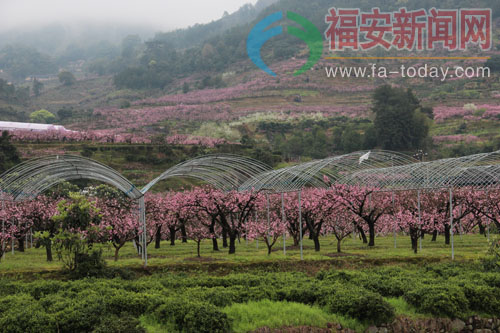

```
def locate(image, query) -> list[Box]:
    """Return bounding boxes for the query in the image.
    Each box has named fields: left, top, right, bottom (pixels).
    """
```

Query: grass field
left=0, top=234, right=497, bottom=332
left=0, top=234, right=492, bottom=274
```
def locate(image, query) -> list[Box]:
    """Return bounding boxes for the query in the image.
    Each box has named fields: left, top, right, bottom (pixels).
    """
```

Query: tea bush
left=404, top=284, right=469, bottom=318
left=0, top=263, right=499, bottom=331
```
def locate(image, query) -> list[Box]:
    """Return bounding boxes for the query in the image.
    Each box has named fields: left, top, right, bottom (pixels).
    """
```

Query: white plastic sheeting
left=0, top=121, right=72, bottom=132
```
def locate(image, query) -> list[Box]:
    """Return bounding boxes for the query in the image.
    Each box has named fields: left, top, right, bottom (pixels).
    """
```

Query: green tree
left=287, top=133, right=304, bottom=158
left=372, top=85, right=430, bottom=150
left=0, top=131, right=20, bottom=173
left=30, top=109, right=56, bottom=124
left=52, top=193, right=101, bottom=271
left=182, top=82, right=190, bottom=94
left=0, top=79, right=29, bottom=105
left=58, top=71, right=76, bottom=86
left=32, top=78, right=43, bottom=97
left=89, top=184, right=127, bottom=203
left=486, top=55, right=500, bottom=73
left=409, top=109, right=431, bottom=148
left=121, top=34, right=142, bottom=59
left=45, top=181, right=79, bottom=199
left=0, top=45, right=57, bottom=80
left=341, top=126, right=363, bottom=153
left=57, top=107, right=73, bottom=121
left=363, top=124, right=378, bottom=150
left=113, top=66, right=171, bottom=89
left=310, top=126, right=329, bottom=158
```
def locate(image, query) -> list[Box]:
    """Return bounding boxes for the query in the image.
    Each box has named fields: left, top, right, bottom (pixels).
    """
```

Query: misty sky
left=0, top=0, right=259, bottom=32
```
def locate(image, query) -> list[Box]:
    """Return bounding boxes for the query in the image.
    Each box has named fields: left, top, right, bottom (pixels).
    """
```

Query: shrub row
left=0, top=263, right=498, bottom=332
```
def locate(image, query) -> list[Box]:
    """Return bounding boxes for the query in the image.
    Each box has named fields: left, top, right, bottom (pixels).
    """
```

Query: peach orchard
left=0, top=185, right=498, bottom=261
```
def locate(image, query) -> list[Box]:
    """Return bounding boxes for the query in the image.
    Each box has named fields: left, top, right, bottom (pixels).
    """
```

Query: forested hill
left=154, top=0, right=279, bottom=50
left=1, top=0, right=500, bottom=169
left=1, top=0, right=498, bottom=85
left=0, top=0, right=277, bottom=83
left=112, top=0, right=500, bottom=90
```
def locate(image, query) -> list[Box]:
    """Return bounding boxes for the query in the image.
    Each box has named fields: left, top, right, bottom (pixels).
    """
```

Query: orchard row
left=0, top=184, right=498, bottom=262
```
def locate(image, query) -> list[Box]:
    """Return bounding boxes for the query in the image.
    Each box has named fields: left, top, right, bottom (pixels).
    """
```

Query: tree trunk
left=410, top=228, right=418, bottom=254
left=444, top=224, right=450, bottom=245
left=267, top=243, right=272, bottom=255
left=210, top=237, right=218, bottom=251
left=46, top=240, right=53, bottom=262
left=228, top=231, right=236, bottom=254
left=479, top=223, right=485, bottom=235
left=18, top=238, right=24, bottom=252
left=432, top=230, right=437, bottom=242
left=114, top=244, right=123, bottom=261
left=169, top=227, right=176, bottom=246
left=357, top=226, right=368, bottom=244
left=368, top=223, right=375, bottom=247
left=222, top=229, right=228, bottom=248
left=197, top=241, right=201, bottom=257
left=313, top=235, right=320, bottom=252
left=135, top=238, right=142, bottom=255
left=412, top=237, right=418, bottom=254
left=155, top=226, right=162, bottom=249
left=209, top=222, right=219, bottom=251
left=337, top=238, right=342, bottom=253
left=493, top=220, right=500, bottom=230
left=288, top=224, right=300, bottom=246
left=181, top=224, right=187, bottom=243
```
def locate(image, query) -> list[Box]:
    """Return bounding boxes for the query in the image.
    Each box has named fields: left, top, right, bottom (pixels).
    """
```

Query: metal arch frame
left=238, top=150, right=418, bottom=193
left=237, top=149, right=500, bottom=261
left=141, top=154, right=272, bottom=193
left=335, top=150, right=500, bottom=261
left=236, top=150, right=417, bottom=261
left=0, top=153, right=273, bottom=267
left=0, top=155, right=148, bottom=265
left=0, top=153, right=272, bottom=200
left=342, top=150, right=500, bottom=192
left=0, top=155, right=143, bottom=201
left=4, top=149, right=500, bottom=265
left=138, top=154, right=272, bottom=266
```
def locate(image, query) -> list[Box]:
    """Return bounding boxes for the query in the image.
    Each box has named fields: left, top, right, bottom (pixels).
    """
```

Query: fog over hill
left=0, top=0, right=276, bottom=55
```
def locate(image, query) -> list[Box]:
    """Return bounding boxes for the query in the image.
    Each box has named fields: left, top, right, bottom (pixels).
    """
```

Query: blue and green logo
left=247, top=11, right=323, bottom=76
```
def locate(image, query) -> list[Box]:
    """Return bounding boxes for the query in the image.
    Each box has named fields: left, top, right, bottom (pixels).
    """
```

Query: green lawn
left=222, top=300, right=364, bottom=332
left=0, top=234, right=491, bottom=274
left=0, top=234, right=496, bottom=333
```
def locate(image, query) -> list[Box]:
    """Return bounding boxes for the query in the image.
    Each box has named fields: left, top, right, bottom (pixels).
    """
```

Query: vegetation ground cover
left=0, top=234, right=490, bottom=273
left=0, top=234, right=498, bottom=332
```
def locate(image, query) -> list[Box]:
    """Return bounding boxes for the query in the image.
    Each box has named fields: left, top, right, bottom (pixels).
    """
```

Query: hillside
left=2, top=2, right=500, bottom=332
left=1, top=0, right=500, bottom=179
left=43, top=54, right=500, bottom=158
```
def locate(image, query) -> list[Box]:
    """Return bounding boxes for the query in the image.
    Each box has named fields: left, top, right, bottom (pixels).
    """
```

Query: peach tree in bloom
left=23, top=197, right=58, bottom=261
left=280, top=192, right=307, bottom=247
left=191, top=187, right=257, bottom=254
left=393, top=191, right=436, bottom=253
left=330, top=185, right=393, bottom=247
left=96, top=197, right=140, bottom=261
left=323, top=203, right=356, bottom=253
left=247, top=194, right=287, bottom=255
left=185, top=212, right=213, bottom=258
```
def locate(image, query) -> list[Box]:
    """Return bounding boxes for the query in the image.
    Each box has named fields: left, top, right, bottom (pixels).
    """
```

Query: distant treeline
left=112, top=0, right=500, bottom=90
left=0, top=0, right=498, bottom=86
